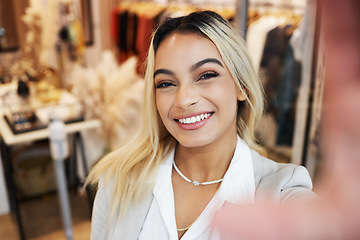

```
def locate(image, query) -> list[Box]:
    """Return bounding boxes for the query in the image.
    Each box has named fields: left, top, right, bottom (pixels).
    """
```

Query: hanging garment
left=260, top=25, right=302, bottom=146
left=111, top=7, right=119, bottom=44
left=135, top=14, right=156, bottom=75
left=275, top=42, right=302, bottom=146
left=246, top=16, right=287, bottom=70
left=260, top=25, right=292, bottom=111
left=117, top=10, right=129, bottom=63
left=126, top=12, right=138, bottom=56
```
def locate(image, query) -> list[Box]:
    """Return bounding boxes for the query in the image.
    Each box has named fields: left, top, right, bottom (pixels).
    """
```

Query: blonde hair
left=86, top=10, right=264, bottom=220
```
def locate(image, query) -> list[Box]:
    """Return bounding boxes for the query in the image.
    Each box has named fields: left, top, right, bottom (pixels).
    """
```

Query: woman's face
left=154, top=33, right=245, bottom=148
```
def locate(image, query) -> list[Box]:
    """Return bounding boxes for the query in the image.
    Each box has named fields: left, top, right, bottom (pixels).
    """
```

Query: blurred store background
left=0, top=0, right=325, bottom=239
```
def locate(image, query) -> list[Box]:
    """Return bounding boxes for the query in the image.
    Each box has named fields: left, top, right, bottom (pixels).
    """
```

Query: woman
left=87, top=11, right=314, bottom=239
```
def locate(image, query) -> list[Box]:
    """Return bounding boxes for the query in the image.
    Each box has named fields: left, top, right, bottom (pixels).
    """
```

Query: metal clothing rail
left=249, top=1, right=305, bottom=11
left=167, top=0, right=234, bottom=7
left=235, top=0, right=305, bottom=40
left=124, top=0, right=236, bottom=8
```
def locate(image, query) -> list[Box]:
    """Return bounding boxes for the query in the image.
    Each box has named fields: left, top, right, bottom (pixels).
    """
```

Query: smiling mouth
left=175, top=112, right=214, bottom=124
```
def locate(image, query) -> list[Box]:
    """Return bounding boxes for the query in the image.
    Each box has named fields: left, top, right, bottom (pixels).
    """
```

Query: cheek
left=155, top=93, right=170, bottom=120
left=207, top=81, right=239, bottom=107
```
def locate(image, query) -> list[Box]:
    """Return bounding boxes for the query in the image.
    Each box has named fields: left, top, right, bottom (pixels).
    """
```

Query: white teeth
left=178, top=113, right=212, bottom=124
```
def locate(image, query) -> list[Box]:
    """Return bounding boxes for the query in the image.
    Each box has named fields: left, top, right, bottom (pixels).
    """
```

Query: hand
left=213, top=0, right=360, bottom=239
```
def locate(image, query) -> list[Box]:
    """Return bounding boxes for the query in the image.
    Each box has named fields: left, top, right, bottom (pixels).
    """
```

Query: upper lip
left=174, top=111, right=214, bottom=120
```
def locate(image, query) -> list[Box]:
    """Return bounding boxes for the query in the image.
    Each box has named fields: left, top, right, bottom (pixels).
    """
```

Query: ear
left=237, top=88, right=247, bottom=101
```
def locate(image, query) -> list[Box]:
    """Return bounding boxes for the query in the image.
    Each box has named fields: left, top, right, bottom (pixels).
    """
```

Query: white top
left=90, top=138, right=315, bottom=239
left=247, top=16, right=287, bottom=70
left=139, top=136, right=256, bottom=240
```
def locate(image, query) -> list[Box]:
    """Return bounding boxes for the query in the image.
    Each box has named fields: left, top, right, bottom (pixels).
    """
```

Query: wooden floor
left=0, top=192, right=91, bottom=240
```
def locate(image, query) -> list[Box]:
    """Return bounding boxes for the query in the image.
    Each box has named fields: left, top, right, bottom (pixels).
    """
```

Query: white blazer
left=91, top=149, right=314, bottom=240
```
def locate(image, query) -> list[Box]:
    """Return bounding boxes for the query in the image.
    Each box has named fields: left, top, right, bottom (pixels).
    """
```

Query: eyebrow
left=153, top=58, right=224, bottom=78
left=153, top=69, right=175, bottom=78
left=190, top=58, right=224, bottom=72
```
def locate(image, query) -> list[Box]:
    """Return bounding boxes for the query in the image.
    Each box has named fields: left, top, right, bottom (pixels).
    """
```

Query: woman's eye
left=198, top=72, right=219, bottom=81
left=155, top=81, right=175, bottom=89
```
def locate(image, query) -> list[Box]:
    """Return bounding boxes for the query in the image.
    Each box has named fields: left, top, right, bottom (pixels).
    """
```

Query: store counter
left=0, top=82, right=101, bottom=240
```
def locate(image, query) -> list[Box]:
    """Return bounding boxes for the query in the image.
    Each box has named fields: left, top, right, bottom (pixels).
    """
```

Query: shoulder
left=95, top=176, right=114, bottom=204
left=90, top=176, right=113, bottom=240
left=91, top=176, right=154, bottom=239
left=250, top=150, right=316, bottom=203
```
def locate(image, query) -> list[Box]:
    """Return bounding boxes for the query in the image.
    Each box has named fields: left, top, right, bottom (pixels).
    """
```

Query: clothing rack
left=238, top=0, right=320, bottom=169
left=112, top=0, right=237, bottom=68
left=237, top=0, right=306, bottom=35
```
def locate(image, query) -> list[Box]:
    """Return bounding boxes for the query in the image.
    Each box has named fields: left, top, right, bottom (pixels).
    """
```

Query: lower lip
left=175, top=114, right=212, bottom=130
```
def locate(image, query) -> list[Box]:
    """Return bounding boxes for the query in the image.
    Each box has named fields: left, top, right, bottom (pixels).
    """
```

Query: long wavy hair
left=86, top=10, right=264, bottom=220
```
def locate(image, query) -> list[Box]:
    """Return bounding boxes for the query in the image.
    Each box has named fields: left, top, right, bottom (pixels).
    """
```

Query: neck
left=174, top=133, right=237, bottom=182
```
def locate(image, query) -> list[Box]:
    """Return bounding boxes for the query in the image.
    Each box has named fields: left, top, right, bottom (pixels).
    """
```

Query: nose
left=174, top=82, right=199, bottom=109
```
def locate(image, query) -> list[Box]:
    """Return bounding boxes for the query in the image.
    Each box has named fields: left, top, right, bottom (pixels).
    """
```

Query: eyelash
left=155, top=81, right=175, bottom=89
left=198, top=72, right=219, bottom=81
left=155, top=72, right=219, bottom=89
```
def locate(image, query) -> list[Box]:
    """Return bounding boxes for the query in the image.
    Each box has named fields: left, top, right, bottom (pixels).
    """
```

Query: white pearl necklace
left=172, top=161, right=223, bottom=186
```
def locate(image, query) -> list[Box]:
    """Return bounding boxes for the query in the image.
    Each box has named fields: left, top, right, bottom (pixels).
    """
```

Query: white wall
left=83, top=0, right=121, bottom=68
left=0, top=154, right=10, bottom=215
left=83, top=0, right=103, bottom=68
left=0, top=52, right=19, bottom=216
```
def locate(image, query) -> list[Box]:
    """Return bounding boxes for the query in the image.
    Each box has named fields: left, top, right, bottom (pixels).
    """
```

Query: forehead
left=154, top=33, right=223, bottom=69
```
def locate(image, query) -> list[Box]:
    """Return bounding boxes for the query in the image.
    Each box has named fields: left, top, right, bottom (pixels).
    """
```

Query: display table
left=0, top=113, right=101, bottom=240
left=0, top=116, right=100, bottom=146
left=0, top=83, right=101, bottom=239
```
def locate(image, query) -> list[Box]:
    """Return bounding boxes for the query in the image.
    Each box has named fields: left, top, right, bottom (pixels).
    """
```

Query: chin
left=176, top=135, right=214, bottom=148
